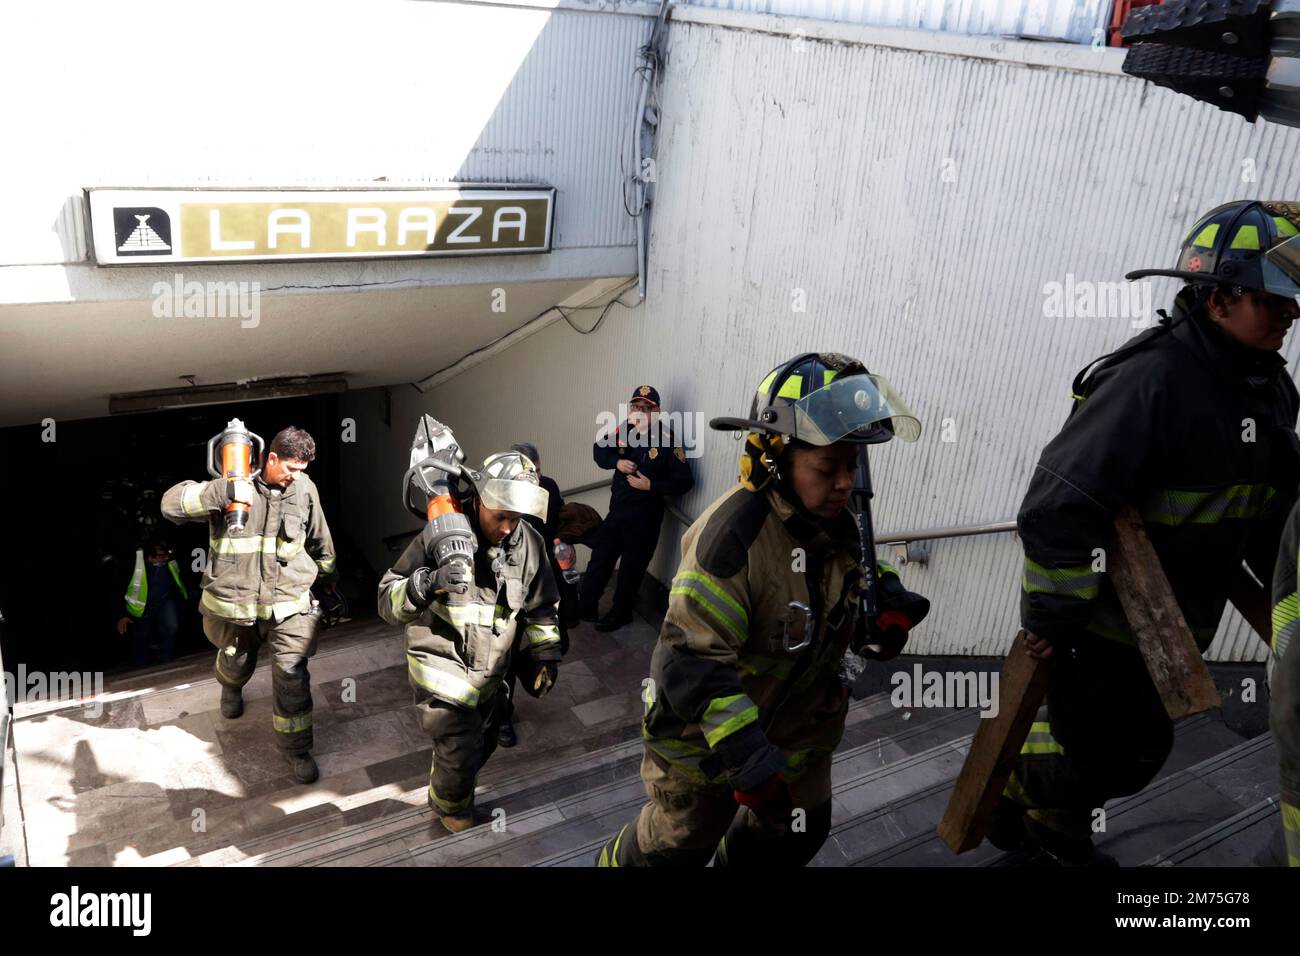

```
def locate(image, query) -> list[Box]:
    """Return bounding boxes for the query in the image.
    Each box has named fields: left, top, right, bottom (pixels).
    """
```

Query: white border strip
left=669, top=6, right=1128, bottom=77
left=438, top=0, right=1127, bottom=77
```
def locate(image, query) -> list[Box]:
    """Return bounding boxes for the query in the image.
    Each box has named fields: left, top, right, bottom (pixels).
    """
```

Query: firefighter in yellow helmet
left=378, top=449, right=562, bottom=832
left=1004, top=200, right=1300, bottom=865
left=596, top=352, right=930, bottom=866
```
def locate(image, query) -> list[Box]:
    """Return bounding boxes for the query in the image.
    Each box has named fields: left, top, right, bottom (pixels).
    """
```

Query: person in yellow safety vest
left=378, top=450, right=561, bottom=833
left=596, top=352, right=930, bottom=866
left=161, top=426, right=337, bottom=785
left=117, top=537, right=190, bottom=667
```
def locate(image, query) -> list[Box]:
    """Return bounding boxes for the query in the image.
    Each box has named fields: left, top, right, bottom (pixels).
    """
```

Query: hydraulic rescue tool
left=401, top=415, right=479, bottom=586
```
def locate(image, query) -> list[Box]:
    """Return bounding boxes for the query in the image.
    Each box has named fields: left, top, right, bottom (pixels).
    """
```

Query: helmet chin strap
left=852, top=444, right=879, bottom=618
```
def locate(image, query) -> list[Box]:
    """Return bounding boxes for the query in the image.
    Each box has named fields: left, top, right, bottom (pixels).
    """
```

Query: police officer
left=596, top=353, right=929, bottom=866
left=1002, top=200, right=1300, bottom=865
left=377, top=450, right=562, bottom=832
left=161, top=426, right=337, bottom=785
left=579, top=385, right=695, bottom=632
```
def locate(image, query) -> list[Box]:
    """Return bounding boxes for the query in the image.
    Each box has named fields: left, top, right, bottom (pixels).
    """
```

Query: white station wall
left=408, top=15, right=1300, bottom=663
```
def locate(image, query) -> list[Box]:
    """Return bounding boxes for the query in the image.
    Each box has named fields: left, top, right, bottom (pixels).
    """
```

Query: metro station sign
left=86, top=186, right=555, bottom=265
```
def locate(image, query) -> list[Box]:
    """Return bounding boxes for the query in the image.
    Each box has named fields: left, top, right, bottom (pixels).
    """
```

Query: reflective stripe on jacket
left=378, top=514, right=560, bottom=709
left=161, top=473, right=336, bottom=626
left=641, top=482, right=928, bottom=790
left=1019, top=303, right=1300, bottom=651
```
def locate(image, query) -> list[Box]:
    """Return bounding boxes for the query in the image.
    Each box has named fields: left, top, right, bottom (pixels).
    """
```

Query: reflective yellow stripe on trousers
left=272, top=713, right=313, bottom=733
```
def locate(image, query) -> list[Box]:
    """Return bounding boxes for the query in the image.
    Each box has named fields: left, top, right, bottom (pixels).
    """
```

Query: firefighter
left=578, top=385, right=695, bottom=632
left=595, top=352, right=929, bottom=866
left=161, top=426, right=337, bottom=784
left=999, top=200, right=1300, bottom=865
left=378, top=450, right=562, bottom=832
left=498, top=441, right=569, bottom=749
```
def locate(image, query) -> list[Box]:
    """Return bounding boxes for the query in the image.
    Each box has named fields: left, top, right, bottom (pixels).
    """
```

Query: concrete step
left=236, top=690, right=938, bottom=866
left=12, top=622, right=416, bottom=866
left=1147, top=794, right=1284, bottom=867
left=134, top=618, right=662, bottom=864
left=844, top=712, right=1256, bottom=867
left=207, top=735, right=646, bottom=867
left=233, top=691, right=972, bottom=868
left=1078, top=732, right=1277, bottom=866
left=14, top=608, right=670, bottom=865
left=494, top=707, right=984, bottom=869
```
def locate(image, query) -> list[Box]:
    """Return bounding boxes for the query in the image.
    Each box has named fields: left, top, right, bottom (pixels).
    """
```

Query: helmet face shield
left=791, top=373, right=921, bottom=445
left=1264, top=235, right=1300, bottom=300
left=473, top=450, right=549, bottom=521
left=478, top=478, right=549, bottom=522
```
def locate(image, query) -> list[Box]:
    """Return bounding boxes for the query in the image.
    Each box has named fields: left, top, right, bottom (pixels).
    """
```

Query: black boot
left=220, top=685, right=244, bottom=719
left=596, top=612, right=633, bottom=633
left=285, top=752, right=319, bottom=784
left=498, top=720, right=517, bottom=748
left=1022, top=813, right=1117, bottom=867
left=986, top=796, right=1028, bottom=852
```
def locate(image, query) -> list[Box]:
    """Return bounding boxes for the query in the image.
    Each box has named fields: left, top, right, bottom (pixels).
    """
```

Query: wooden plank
left=936, top=630, right=1047, bottom=853
left=937, top=507, right=1221, bottom=853
left=1109, top=505, right=1221, bottom=720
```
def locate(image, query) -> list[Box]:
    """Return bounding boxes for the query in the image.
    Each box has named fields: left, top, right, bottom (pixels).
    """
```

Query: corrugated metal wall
left=423, top=17, right=1300, bottom=661
left=679, top=0, right=1112, bottom=43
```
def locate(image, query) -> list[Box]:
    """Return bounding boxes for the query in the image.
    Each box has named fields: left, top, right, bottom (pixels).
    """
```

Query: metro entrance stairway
left=4, top=614, right=1285, bottom=868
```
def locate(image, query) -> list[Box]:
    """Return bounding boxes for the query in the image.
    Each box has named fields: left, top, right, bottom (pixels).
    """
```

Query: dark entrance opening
left=0, top=395, right=376, bottom=681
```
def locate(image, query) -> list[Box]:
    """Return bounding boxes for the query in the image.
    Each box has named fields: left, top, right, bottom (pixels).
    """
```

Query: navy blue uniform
left=580, top=419, right=695, bottom=622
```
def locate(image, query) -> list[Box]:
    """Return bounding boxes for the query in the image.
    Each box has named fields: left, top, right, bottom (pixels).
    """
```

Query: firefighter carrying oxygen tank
left=162, top=425, right=337, bottom=785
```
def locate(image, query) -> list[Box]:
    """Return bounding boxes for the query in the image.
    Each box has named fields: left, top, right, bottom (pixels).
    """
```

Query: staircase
left=5, top=614, right=1285, bottom=868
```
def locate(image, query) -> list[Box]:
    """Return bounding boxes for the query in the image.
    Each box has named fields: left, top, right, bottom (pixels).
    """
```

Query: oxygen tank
left=207, top=419, right=265, bottom=533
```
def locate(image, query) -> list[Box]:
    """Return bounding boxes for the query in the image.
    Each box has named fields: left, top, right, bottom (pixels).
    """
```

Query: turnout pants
left=579, top=511, right=661, bottom=620
left=1002, top=637, right=1173, bottom=857
left=597, top=748, right=833, bottom=867
left=1272, top=632, right=1300, bottom=866
left=203, top=610, right=319, bottom=755
left=414, top=688, right=509, bottom=817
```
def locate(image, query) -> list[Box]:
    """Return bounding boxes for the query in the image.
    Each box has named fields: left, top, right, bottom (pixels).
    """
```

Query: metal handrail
left=560, top=477, right=1018, bottom=545
left=562, top=477, right=694, bottom=531
left=876, top=520, right=1018, bottom=544
left=559, top=479, right=614, bottom=498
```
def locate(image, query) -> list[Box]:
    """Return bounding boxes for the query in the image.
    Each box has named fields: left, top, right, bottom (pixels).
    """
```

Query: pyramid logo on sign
left=111, top=206, right=173, bottom=257
left=118, top=215, right=170, bottom=252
